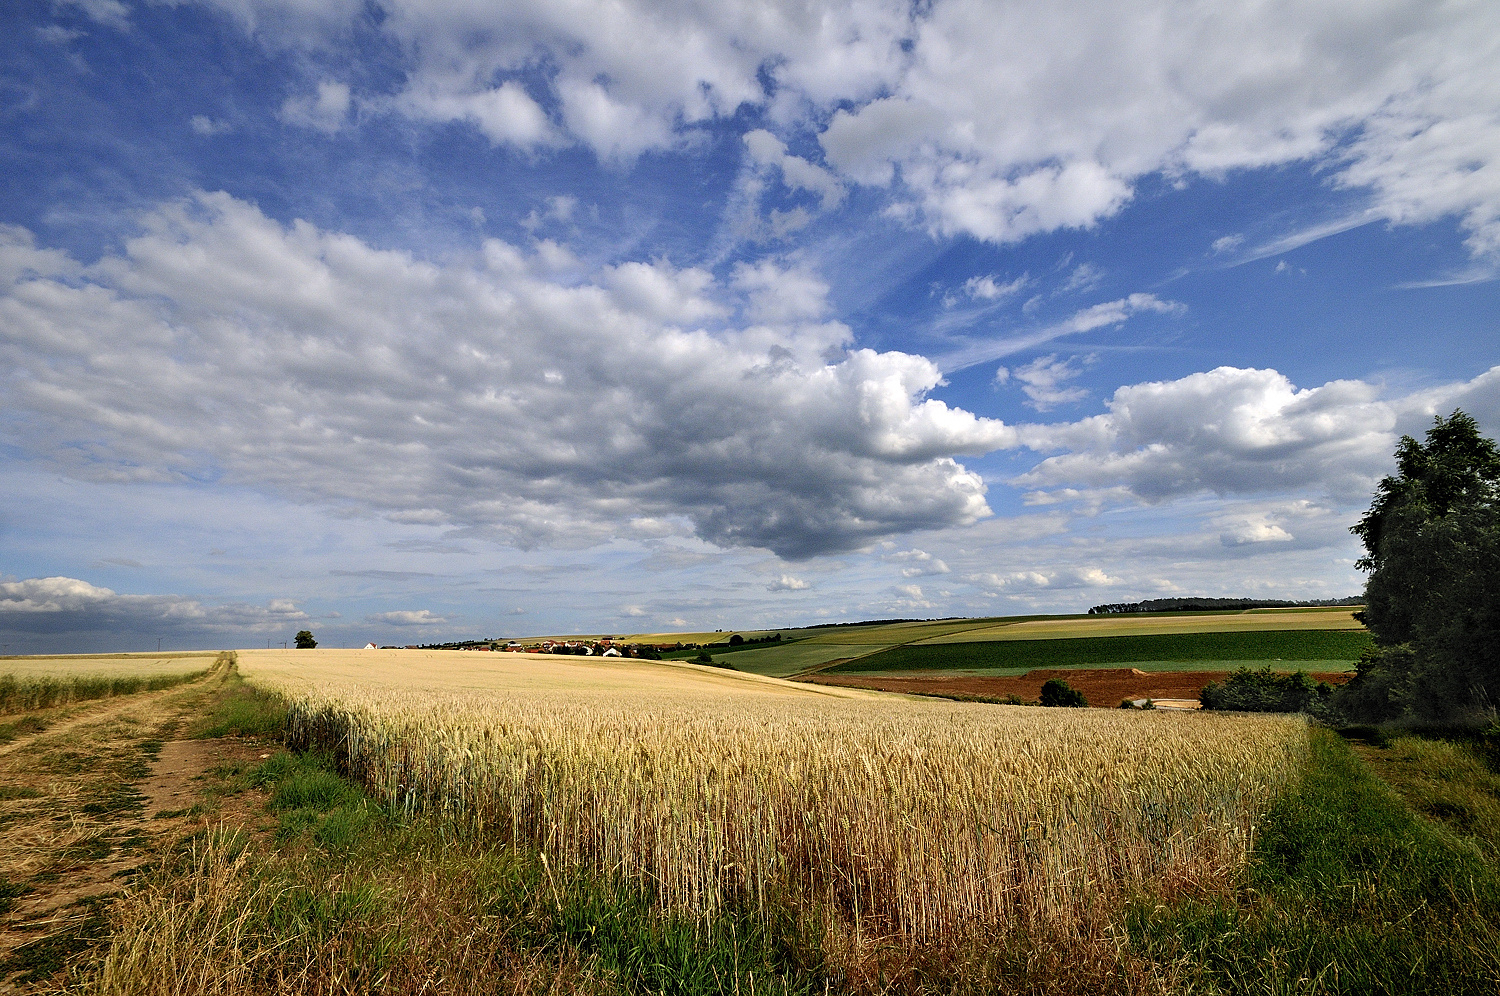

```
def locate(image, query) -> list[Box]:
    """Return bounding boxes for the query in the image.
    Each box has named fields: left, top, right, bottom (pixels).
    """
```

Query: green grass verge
left=1127, top=728, right=1500, bottom=994
left=188, top=671, right=287, bottom=739
left=1346, top=730, right=1500, bottom=862
left=831, top=629, right=1373, bottom=672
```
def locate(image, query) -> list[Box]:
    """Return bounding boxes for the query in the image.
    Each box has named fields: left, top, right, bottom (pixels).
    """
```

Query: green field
left=827, top=629, right=1373, bottom=673
left=686, top=641, right=870, bottom=677
left=651, top=609, right=1371, bottom=677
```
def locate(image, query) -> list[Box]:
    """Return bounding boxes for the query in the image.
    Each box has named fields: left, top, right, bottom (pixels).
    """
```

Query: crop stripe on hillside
left=834, top=629, right=1373, bottom=672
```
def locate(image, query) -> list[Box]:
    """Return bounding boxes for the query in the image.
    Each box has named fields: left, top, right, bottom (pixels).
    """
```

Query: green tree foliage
left=294, top=630, right=317, bottom=649
left=1339, top=410, right=1500, bottom=722
left=1200, top=668, right=1332, bottom=713
left=692, top=650, right=735, bottom=670
left=1039, top=678, right=1087, bottom=707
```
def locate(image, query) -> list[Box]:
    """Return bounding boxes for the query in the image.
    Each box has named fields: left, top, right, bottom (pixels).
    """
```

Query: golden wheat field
left=237, top=648, right=1307, bottom=948
left=0, top=651, right=218, bottom=680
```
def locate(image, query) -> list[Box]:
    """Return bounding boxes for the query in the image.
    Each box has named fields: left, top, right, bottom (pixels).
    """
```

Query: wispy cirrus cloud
left=937, top=293, right=1184, bottom=372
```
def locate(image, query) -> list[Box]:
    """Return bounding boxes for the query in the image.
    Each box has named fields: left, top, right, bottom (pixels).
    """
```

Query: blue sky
left=2, top=0, right=1498, bottom=651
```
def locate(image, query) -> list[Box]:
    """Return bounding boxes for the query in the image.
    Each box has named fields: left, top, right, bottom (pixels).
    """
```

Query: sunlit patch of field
left=920, top=608, right=1366, bottom=643
left=0, top=653, right=218, bottom=680
left=703, top=641, right=873, bottom=677
left=239, top=648, right=1306, bottom=953
left=235, top=648, right=877, bottom=700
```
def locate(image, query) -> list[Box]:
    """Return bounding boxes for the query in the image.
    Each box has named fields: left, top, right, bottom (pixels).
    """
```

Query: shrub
left=1200, top=667, right=1332, bottom=713
left=1039, top=678, right=1087, bottom=707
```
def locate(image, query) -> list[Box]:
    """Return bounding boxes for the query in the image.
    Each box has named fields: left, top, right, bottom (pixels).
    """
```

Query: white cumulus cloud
left=744, top=129, right=845, bottom=209
left=0, top=193, right=1017, bottom=561
left=191, top=0, right=1500, bottom=256
left=1016, top=365, right=1500, bottom=505
left=889, top=548, right=950, bottom=577
left=366, top=609, right=448, bottom=626
left=964, top=273, right=1029, bottom=302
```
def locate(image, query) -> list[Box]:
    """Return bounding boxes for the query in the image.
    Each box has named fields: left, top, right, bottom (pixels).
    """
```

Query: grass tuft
left=0, top=898, right=111, bottom=985
left=0, top=784, right=44, bottom=800
left=188, top=669, right=286, bottom=739
left=0, top=714, right=48, bottom=743
left=0, top=877, right=28, bottom=916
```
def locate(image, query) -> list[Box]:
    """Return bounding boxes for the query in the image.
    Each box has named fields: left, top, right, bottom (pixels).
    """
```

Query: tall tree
left=1341, top=411, right=1500, bottom=721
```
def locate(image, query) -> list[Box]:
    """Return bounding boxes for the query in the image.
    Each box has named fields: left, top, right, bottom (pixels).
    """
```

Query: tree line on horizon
left=1089, top=596, right=1364, bottom=615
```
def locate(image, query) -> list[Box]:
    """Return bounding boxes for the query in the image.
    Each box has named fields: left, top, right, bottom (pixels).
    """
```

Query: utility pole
left=157, top=637, right=163, bottom=652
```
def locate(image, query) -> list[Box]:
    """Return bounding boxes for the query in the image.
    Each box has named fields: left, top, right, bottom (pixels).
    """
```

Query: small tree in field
left=295, top=630, right=317, bottom=649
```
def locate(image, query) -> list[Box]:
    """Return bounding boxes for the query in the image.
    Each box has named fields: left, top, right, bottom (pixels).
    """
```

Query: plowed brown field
left=797, top=667, right=1353, bottom=707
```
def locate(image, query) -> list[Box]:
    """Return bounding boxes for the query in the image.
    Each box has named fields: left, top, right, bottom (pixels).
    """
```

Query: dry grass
left=240, top=649, right=1306, bottom=958
left=77, top=826, right=620, bottom=996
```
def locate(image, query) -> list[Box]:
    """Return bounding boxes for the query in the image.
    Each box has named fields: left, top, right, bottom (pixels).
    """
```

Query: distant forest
left=1087, top=596, right=1363, bottom=615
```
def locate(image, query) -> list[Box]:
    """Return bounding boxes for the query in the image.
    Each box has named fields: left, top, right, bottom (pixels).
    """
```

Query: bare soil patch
left=797, top=666, right=1353, bottom=707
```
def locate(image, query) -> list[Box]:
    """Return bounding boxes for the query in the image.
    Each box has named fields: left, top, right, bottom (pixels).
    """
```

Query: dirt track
left=0, top=666, right=271, bottom=990
left=797, top=667, right=1353, bottom=707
